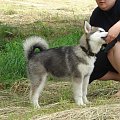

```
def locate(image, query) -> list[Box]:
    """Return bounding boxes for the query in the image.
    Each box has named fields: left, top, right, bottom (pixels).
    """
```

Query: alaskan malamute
left=23, top=21, right=108, bottom=108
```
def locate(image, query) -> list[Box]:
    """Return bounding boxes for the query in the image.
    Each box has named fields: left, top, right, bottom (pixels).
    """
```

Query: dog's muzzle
left=101, top=36, right=107, bottom=40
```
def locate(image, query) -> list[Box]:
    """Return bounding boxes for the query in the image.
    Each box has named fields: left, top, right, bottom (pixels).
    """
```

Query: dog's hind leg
left=73, top=78, right=85, bottom=106
left=30, top=73, right=47, bottom=108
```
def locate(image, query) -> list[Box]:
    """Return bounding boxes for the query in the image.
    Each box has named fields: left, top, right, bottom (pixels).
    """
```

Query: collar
left=80, top=46, right=96, bottom=57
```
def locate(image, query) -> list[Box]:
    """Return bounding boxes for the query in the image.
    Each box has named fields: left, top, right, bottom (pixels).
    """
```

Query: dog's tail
left=23, top=36, right=49, bottom=60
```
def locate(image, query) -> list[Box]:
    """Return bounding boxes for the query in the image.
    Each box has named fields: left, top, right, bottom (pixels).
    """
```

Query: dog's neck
left=80, top=35, right=96, bottom=57
left=80, top=45, right=96, bottom=57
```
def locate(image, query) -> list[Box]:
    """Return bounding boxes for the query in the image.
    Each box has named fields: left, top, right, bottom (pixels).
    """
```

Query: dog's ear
left=84, top=21, right=91, bottom=33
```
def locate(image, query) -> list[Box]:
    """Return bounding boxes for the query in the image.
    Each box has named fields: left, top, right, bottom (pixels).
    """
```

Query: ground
left=0, top=0, right=96, bottom=25
left=0, top=81, right=120, bottom=120
left=0, top=0, right=120, bottom=120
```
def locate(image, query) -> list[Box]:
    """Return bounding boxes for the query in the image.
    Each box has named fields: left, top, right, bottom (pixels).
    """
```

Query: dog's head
left=81, top=21, right=108, bottom=54
left=84, top=21, right=108, bottom=44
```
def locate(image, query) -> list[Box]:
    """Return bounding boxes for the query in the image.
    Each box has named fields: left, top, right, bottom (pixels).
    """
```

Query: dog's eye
left=99, top=30, right=103, bottom=32
left=98, top=28, right=105, bottom=32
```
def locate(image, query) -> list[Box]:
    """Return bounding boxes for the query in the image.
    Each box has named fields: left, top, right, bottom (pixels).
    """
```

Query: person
left=89, top=0, right=120, bottom=97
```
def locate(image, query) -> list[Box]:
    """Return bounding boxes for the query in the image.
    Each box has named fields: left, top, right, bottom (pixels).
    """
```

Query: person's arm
left=106, top=20, right=120, bottom=43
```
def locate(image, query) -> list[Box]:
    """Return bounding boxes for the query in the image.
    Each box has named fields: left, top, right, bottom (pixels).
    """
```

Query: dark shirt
left=90, top=0, right=120, bottom=31
left=90, top=0, right=120, bottom=52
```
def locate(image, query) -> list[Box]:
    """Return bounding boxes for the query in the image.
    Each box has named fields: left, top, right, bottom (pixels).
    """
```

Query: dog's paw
left=84, top=100, right=91, bottom=104
left=33, top=104, right=40, bottom=109
left=32, top=101, right=41, bottom=109
left=77, top=102, right=86, bottom=106
left=83, top=96, right=91, bottom=104
left=75, top=97, right=86, bottom=106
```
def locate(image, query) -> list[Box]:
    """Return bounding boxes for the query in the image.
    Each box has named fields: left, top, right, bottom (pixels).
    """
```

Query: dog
left=23, top=21, right=108, bottom=108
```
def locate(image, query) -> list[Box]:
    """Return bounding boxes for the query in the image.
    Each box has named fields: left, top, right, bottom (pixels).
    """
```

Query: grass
left=1, top=20, right=119, bottom=119
left=0, top=24, right=25, bottom=84
left=0, top=80, right=120, bottom=120
left=0, top=20, right=83, bottom=85
left=0, top=39, right=25, bottom=83
left=0, top=0, right=120, bottom=120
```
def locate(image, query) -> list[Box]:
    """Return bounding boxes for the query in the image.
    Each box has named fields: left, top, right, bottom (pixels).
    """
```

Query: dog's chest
left=77, top=57, right=96, bottom=75
left=87, top=57, right=96, bottom=67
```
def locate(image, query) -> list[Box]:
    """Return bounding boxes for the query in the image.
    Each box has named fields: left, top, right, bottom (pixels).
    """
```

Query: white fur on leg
left=82, top=76, right=90, bottom=104
left=31, top=74, right=47, bottom=108
left=73, top=78, right=86, bottom=106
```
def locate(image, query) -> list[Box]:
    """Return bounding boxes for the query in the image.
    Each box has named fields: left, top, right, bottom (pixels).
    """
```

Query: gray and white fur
left=23, top=21, right=108, bottom=108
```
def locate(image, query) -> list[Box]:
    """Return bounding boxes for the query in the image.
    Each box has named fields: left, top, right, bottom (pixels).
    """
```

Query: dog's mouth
left=101, top=36, right=107, bottom=40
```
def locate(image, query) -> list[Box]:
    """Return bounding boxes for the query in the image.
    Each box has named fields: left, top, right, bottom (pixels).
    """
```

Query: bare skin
left=96, top=0, right=116, bottom=11
left=95, top=0, right=120, bottom=97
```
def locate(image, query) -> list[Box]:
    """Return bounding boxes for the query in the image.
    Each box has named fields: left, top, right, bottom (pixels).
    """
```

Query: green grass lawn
left=0, top=20, right=83, bottom=84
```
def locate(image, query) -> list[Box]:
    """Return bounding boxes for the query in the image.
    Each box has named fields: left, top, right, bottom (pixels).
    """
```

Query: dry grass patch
left=0, top=81, right=120, bottom=120
left=0, top=0, right=96, bottom=25
left=33, top=104, right=120, bottom=120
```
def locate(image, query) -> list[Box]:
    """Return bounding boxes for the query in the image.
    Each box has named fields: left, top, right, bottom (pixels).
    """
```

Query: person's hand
left=106, top=21, right=120, bottom=43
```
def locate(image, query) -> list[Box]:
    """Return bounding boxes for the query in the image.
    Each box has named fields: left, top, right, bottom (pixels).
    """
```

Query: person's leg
left=107, top=41, right=120, bottom=73
left=113, top=90, right=120, bottom=97
left=99, top=71, right=120, bottom=97
left=90, top=48, right=120, bottom=96
left=99, top=42, right=120, bottom=96
left=100, top=71, right=120, bottom=81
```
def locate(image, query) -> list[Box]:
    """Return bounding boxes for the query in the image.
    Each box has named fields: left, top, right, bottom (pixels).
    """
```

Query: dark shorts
left=89, top=50, right=117, bottom=83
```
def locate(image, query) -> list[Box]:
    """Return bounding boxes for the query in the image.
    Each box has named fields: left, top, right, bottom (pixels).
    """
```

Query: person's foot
left=113, top=90, right=120, bottom=97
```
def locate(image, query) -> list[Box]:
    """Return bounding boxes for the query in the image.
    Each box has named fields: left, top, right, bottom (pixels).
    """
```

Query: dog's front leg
left=82, top=75, right=90, bottom=104
left=73, top=78, right=85, bottom=106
